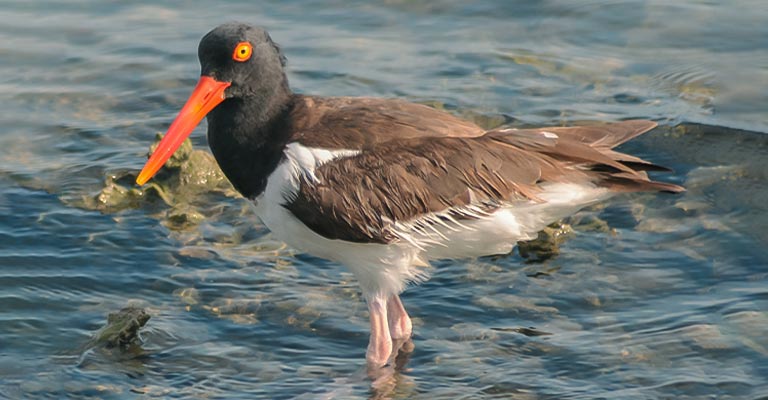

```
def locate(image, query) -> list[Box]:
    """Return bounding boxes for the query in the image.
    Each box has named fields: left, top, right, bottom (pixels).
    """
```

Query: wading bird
left=136, top=23, right=683, bottom=367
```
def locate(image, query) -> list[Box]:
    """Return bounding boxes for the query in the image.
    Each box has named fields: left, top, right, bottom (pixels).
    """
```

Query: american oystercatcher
left=136, top=23, right=683, bottom=367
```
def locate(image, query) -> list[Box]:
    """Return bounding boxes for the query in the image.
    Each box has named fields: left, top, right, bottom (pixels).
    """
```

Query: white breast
left=252, top=142, right=358, bottom=256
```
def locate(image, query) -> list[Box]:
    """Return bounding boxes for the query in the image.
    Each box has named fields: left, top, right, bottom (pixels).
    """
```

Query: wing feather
left=285, top=116, right=682, bottom=244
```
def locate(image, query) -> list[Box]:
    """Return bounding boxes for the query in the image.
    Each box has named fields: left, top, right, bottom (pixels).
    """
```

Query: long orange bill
left=136, top=76, right=231, bottom=185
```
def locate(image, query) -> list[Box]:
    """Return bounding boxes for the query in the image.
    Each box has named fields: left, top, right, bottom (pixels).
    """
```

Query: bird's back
left=280, top=96, right=682, bottom=245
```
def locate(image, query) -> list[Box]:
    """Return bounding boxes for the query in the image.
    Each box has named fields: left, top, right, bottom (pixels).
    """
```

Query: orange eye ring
left=232, top=42, right=253, bottom=62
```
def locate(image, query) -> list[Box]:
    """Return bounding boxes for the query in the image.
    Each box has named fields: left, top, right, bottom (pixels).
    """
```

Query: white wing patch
left=277, top=142, right=359, bottom=200
left=541, top=131, right=559, bottom=139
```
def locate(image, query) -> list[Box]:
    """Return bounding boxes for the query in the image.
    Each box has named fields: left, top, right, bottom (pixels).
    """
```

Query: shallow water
left=1, top=1, right=767, bottom=399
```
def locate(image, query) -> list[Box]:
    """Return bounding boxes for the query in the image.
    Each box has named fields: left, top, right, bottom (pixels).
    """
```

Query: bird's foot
left=387, top=295, right=413, bottom=339
left=389, top=313, right=412, bottom=339
left=366, top=339, right=393, bottom=368
left=367, top=294, right=414, bottom=367
left=367, top=295, right=393, bottom=367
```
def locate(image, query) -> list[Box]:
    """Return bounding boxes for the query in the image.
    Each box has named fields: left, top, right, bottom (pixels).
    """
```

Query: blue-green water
left=1, top=1, right=767, bottom=399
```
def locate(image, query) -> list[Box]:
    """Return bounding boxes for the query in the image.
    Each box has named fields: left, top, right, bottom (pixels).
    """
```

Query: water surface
left=1, top=1, right=767, bottom=399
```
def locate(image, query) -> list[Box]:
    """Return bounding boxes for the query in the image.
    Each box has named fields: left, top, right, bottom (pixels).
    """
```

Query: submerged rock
left=517, top=222, right=575, bottom=262
left=491, top=326, right=553, bottom=337
left=91, top=306, right=150, bottom=349
left=83, top=134, right=237, bottom=229
left=164, top=203, right=206, bottom=230
left=149, top=134, right=232, bottom=193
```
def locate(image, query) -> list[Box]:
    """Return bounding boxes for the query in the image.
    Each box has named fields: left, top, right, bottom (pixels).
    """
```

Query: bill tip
left=135, top=174, right=148, bottom=186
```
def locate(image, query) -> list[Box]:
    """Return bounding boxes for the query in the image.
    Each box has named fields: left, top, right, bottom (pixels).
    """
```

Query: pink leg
left=387, top=295, right=412, bottom=339
left=366, top=296, right=392, bottom=367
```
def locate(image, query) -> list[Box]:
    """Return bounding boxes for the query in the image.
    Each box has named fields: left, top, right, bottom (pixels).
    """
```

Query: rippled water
left=1, top=1, right=767, bottom=399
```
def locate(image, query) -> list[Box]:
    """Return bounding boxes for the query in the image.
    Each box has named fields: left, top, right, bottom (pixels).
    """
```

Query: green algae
left=83, top=133, right=237, bottom=230
left=517, top=222, right=575, bottom=262
left=90, top=306, right=150, bottom=349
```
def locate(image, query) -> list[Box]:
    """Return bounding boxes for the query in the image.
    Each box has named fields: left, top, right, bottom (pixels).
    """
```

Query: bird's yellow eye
left=232, top=42, right=253, bottom=62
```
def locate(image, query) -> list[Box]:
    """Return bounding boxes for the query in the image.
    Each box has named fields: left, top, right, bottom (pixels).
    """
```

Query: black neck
left=206, top=90, right=295, bottom=199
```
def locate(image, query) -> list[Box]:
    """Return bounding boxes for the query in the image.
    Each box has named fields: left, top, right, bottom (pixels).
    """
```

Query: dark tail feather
left=545, top=120, right=658, bottom=149
left=618, top=160, right=673, bottom=173
left=602, top=176, right=685, bottom=194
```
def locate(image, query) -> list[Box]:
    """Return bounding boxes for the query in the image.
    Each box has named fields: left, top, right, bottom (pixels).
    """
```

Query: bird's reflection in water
left=368, top=338, right=415, bottom=399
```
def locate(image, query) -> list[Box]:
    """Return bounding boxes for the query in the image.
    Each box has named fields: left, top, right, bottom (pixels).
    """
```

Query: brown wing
left=285, top=120, right=683, bottom=244
left=528, top=120, right=657, bottom=149
left=285, top=135, right=553, bottom=243
left=287, top=95, right=485, bottom=149
left=509, top=120, right=673, bottom=172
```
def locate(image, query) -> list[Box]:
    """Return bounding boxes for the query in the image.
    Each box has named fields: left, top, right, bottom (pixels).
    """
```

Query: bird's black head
left=198, top=22, right=289, bottom=100
left=136, top=23, right=292, bottom=186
